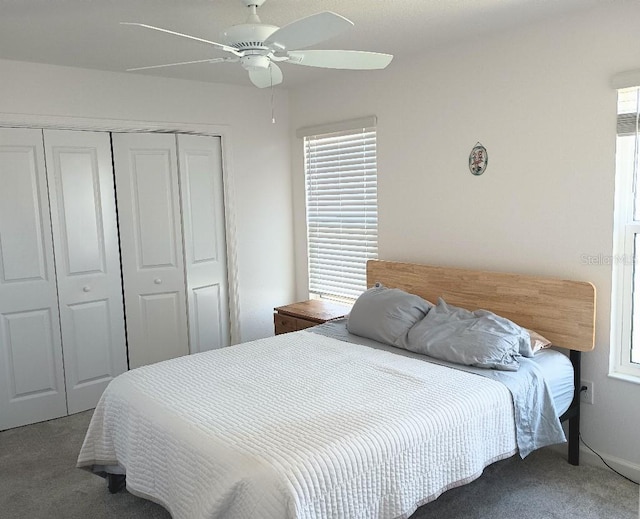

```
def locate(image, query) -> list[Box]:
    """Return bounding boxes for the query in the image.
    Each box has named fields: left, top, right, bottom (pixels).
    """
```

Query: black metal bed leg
left=568, top=413, right=579, bottom=466
left=567, top=350, right=581, bottom=466
left=107, top=474, right=126, bottom=494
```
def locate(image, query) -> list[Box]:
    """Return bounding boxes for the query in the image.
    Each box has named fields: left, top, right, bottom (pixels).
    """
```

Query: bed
left=77, top=260, right=596, bottom=519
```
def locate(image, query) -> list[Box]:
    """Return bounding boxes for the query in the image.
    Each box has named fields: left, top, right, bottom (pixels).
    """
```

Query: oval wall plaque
left=469, top=142, right=488, bottom=176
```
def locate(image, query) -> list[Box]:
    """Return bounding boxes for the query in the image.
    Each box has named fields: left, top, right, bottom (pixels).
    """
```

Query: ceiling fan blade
left=287, top=50, right=393, bottom=70
left=248, top=63, right=283, bottom=88
left=264, top=12, right=353, bottom=51
left=127, top=58, right=230, bottom=72
left=121, top=22, right=242, bottom=56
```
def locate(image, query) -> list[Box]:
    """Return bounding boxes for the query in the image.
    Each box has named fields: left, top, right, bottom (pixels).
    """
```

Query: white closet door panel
left=113, top=133, right=188, bottom=369
left=67, top=300, right=114, bottom=384
left=178, top=135, right=229, bottom=353
left=192, top=284, right=224, bottom=353
left=3, top=309, right=59, bottom=397
left=0, top=144, right=48, bottom=282
left=0, top=128, right=67, bottom=430
left=132, top=153, right=179, bottom=268
left=56, top=151, right=103, bottom=273
left=44, top=130, right=127, bottom=414
left=139, top=291, right=185, bottom=365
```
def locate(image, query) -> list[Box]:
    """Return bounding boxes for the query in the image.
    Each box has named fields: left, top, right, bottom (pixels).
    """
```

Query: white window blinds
left=303, top=123, right=378, bottom=300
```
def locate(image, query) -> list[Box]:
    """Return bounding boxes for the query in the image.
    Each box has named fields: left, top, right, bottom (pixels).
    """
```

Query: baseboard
left=548, top=444, right=640, bottom=483
left=578, top=446, right=640, bottom=483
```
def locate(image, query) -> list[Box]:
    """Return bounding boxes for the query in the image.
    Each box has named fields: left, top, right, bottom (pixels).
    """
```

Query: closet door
left=44, top=130, right=128, bottom=414
left=112, top=133, right=189, bottom=368
left=0, top=128, right=67, bottom=430
left=178, top=135, right=229, bottom=353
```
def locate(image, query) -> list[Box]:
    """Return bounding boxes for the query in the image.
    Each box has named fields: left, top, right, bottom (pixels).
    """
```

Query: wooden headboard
left=367, top=260, right=596, bottom=352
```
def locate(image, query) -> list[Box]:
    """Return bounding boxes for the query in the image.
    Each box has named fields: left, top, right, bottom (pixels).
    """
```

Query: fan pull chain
left=270, top=65, right=276, bottom=124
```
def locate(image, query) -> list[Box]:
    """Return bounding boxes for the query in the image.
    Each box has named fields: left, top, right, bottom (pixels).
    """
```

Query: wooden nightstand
left=274, top=299, right=351, bottom=335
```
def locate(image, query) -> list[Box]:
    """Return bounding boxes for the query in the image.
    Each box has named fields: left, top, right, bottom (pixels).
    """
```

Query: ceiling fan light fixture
left=240, top=54, right=270, bottom=71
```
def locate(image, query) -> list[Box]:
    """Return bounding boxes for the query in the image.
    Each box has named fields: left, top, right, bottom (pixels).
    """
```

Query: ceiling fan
left=122, top=0, right=393, bottom=88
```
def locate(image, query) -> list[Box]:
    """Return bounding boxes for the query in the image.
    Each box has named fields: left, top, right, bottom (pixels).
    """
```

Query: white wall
left=290, top=2, right=640, bottom=477
left=0, top=58, right=295, bottom=341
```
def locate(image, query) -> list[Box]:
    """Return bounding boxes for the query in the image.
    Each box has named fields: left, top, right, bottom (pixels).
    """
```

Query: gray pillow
left=347, top=284, right=432, bottom=346
left=402, top=298, right=526, bottom=371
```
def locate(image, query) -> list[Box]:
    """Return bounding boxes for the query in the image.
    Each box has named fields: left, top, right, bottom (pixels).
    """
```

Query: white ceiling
left=0, top=0, right=602, bottom=90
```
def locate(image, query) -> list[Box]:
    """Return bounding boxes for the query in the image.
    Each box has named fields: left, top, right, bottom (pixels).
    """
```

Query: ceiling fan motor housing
left=222, top=23, right=278, bottom=51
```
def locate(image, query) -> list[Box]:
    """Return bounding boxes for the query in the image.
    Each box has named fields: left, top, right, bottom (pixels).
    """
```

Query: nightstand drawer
left=274, top=313, right=318, bottom=334
left=274, top=314, right=297, bottom=334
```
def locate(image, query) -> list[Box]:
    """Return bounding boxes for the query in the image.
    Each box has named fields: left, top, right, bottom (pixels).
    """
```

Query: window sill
left=608, top=370, right=640, bottom=385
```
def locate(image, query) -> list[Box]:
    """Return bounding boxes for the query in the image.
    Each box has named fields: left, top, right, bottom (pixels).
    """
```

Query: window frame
left=610, top=87, right=640, bottom=382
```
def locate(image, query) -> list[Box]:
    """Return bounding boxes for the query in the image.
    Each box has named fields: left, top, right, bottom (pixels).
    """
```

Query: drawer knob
left=82, top=286, right=91, bottom=293
left=154, top=278, right=162, bottom=285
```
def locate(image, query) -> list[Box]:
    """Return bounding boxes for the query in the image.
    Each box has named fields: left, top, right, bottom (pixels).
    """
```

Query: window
left=611, top=86, right=640, bottom=380
left=300, top=118, right=378, bottom=301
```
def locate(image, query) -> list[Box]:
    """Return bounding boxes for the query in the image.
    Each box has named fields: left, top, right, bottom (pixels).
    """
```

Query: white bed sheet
left=531, top=349, right=574, bottom=416
left=78, top=330, right=518, bottom=519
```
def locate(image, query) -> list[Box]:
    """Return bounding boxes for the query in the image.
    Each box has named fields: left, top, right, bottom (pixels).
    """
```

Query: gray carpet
left=0, top=411, right=637, bottom=519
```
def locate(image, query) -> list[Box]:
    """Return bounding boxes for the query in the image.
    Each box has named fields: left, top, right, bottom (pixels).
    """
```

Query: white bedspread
left=78, top=331, right=517, bottom=519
